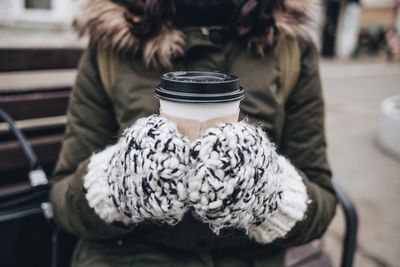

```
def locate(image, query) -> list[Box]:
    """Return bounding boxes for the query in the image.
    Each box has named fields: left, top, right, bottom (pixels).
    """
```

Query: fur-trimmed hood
left=73, top=0, right=321, bottom=68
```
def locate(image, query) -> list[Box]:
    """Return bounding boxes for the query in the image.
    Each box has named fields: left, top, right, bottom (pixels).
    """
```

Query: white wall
left=0, top=0, right=78, bottom=26
left=361, top=0, right=398, bottom=8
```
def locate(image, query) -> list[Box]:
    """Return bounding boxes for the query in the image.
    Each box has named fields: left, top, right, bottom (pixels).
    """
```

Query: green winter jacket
left=50, top=1, right=337, bottom=266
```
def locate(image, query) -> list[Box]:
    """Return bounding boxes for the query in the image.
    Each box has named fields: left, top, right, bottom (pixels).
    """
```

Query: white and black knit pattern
left=85, top=115, right=309, bottom=242
left=84, top=144, right=132, bottom=225
left=247, top=155, right=310, bottom=243
left=188, top=121, right=309, bottom=242
left=85, top=115, right=190, bottom=225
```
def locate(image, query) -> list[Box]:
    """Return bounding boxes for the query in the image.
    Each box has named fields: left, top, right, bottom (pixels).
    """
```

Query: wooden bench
left=0, top=70, right=75, bottom=191
left=0, top=48, right=82, bottom=267
left=0, top=47, right=81, bottom=192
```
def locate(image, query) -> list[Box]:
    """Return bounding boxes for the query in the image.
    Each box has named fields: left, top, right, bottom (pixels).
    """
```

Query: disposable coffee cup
left=155, top=71, right=245, bottom=140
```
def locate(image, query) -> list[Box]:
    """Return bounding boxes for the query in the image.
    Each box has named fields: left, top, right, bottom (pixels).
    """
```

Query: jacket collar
left=73, top=0, right=321, bottom=68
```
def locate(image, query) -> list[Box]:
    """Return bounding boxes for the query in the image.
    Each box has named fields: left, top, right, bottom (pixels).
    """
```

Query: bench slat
left=0, top=116, right=67, bottom=134
left=0, top=69, right=75, bottom=93
left=0, top=134, right=63, bottom=172
left=0, top=91, right=70, bottom=120
left=0, top=48, right=82, bottom=72
left=0, top=182, right=31, bottom=197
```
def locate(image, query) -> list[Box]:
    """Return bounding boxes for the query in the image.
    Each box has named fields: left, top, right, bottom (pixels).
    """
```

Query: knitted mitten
left=187, top=121, right=310, bottom=243
left=84, top=115, right=190, bottom=225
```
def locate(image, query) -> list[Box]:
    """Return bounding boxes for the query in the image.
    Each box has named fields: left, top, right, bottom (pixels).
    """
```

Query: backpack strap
left=277, top=35, right=301, bottom=102
left=97, top=48, right=117, bottom=97
left=96, top=39, right=300, bottom=101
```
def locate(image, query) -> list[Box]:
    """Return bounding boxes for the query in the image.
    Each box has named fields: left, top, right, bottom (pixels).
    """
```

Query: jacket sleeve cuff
left=248, top=155, right=310, bottom=244
left=83, top=144, right=132, bottom=225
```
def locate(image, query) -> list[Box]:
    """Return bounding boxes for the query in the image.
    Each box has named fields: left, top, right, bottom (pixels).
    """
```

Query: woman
left=51, top=0, right=337, bottom=266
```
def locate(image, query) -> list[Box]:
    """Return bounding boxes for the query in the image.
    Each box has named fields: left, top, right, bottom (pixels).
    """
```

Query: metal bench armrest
left=334, top=182, right=358, bottom=267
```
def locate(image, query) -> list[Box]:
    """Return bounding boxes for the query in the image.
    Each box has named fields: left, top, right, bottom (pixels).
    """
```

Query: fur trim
left=143, top=24, right=185, bottom=69
left=275, top=0, right=321, bottom=42
left=73, top=0, right=320, bottom=67
left=73, top=0, right=140, bottom=53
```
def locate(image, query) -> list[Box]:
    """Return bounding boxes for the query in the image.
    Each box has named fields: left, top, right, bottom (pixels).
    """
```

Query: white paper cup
left=159, top=100, right=240, bottom=121
left=155, top=71, right=244, bottom=121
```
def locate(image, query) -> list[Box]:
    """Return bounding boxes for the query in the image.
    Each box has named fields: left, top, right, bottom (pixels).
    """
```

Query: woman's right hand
left=84, top=115, right=190, bottom=226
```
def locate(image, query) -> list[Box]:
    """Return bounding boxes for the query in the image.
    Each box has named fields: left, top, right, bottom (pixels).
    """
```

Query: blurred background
left=0, top=0, right=399, bottom=267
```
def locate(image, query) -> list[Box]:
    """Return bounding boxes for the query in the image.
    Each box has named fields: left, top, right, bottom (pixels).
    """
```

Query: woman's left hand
left=188, top=121, right=310, bottom=243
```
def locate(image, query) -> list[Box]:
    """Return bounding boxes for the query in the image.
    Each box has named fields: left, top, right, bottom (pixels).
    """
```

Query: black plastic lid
left=155, top=71, right=245, bottom=103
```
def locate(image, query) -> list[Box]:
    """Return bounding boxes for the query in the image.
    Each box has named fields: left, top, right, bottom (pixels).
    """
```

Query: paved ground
left=319, top=61, right=400, bottom=267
